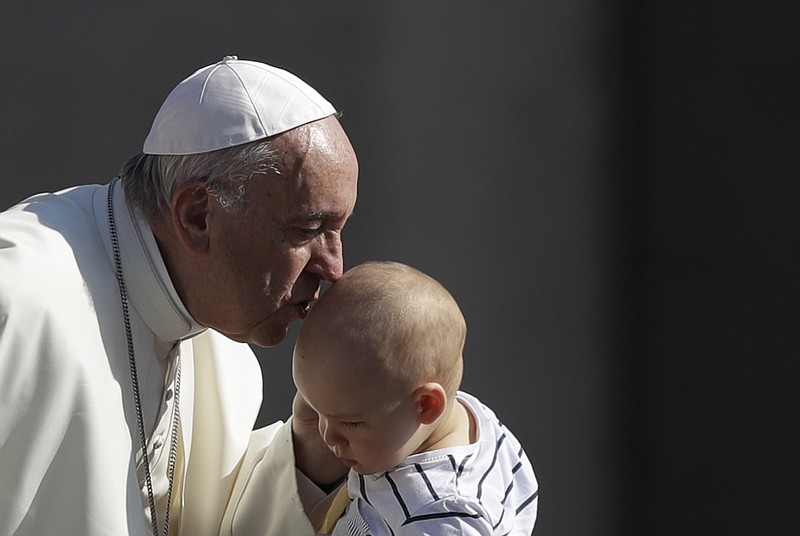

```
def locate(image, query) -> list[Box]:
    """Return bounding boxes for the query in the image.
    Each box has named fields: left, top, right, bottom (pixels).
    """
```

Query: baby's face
left=293, top=337, right=426, bottom=475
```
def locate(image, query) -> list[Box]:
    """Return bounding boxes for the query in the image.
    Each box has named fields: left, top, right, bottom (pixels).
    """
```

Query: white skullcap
left=143, top=56, right=336, bottom=155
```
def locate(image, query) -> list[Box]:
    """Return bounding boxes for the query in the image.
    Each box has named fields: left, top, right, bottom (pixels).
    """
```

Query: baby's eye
left=341, top=421, right=363, bottom=429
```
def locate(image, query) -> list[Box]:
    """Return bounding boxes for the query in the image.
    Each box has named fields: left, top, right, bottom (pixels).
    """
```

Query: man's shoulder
left=0, top=184, right=114, bottom=348
left=1, top=184, right=107, bottom=284
left=1, top=184, right=103, bottom=253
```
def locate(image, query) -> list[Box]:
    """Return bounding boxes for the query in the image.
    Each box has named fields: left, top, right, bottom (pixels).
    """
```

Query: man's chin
left=220, top=306, right=309, bottom=347
left=214, top=320, right=287, bottom=347
left=248, top=323, right=292, bottom=348
left=254, top=311, right=313, bottom=347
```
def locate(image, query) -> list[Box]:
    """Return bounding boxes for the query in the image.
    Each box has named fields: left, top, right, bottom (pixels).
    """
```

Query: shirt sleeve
left=331, top=494, right=494, bottom=536
left=396, top=516, right=493, bottom=536
left=219, top=418, right=343, bottom=536
left=395, top=496, right=494, bottom=536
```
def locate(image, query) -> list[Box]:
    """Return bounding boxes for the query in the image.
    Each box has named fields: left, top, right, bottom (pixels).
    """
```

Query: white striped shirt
left=331, top=391, right=538, bottom=535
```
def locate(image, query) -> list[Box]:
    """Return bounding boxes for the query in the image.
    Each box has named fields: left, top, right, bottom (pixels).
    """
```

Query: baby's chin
left=351, top=460, right=400, bottom=476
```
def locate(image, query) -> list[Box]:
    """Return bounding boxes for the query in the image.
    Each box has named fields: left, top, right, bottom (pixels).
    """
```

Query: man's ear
left=170, top=182, right=213, bottom=253
left=414, top=383, right=448, bottom=425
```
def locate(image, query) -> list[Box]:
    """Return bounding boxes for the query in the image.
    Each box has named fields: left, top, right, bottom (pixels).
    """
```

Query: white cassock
left=0, top=183, right=332, bottom=535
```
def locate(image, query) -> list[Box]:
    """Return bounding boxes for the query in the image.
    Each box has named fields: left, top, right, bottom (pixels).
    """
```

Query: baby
left=293, top=261, right=538, bottom=535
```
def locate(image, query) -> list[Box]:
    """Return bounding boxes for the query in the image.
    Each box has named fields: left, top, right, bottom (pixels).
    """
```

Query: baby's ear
left=414, top=383, right=448, bottom=425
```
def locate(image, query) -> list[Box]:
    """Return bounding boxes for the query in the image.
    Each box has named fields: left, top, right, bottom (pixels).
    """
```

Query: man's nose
left=307, top=233, right=344, bottom=282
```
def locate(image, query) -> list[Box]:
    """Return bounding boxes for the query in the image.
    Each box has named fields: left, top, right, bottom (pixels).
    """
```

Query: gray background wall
left=1, top=3, right=797, bottom=535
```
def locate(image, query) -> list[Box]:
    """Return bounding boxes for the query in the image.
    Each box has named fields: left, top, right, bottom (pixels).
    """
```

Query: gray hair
left=120, top=138, right=281, bottom=219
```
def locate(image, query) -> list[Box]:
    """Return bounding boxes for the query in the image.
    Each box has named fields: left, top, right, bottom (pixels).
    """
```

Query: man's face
left=197, top=117, right=358, bottom=347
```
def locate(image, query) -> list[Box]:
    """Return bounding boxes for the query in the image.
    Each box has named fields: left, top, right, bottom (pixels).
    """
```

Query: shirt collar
left=97, top=180, right=206, bottom=344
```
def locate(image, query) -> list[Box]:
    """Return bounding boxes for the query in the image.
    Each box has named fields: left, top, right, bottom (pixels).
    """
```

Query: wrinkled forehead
left=244, top=138, right=357, bottom=227
left=272, top=117, right=357, bottom=170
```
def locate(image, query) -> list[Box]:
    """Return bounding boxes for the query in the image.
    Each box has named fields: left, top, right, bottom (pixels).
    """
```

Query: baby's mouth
left=337, top=457, right=357, bottom=468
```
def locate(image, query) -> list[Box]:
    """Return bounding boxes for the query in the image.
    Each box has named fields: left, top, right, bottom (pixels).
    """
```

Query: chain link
left=108, top=179, right=179, bottom=536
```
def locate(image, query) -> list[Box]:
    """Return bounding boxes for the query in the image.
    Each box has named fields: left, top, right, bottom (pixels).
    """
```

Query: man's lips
left=288, top=287, right=320, bottom=318
left=294, top=300, right=313, bottom=318
left=287, top=294, right=317, bottom=318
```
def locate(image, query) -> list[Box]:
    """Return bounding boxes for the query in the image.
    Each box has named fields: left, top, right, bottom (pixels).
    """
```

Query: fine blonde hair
left=304, top=261, right=467, bottom=395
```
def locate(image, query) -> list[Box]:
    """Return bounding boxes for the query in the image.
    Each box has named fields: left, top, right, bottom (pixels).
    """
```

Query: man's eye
left=293, top=227, right=321, bottom=240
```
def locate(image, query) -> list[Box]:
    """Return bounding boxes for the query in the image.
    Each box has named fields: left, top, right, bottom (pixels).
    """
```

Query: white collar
left=94, top=181, right=206, bottom=346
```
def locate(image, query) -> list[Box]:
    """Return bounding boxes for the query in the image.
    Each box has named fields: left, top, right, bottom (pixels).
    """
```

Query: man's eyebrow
left=307, top=211, right=338, bottom=219
left=293, top=209, right=356, bottom=222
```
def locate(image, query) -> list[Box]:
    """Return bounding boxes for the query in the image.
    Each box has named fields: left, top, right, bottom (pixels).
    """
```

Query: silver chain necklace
left=108, top=179, right=181, bottom=536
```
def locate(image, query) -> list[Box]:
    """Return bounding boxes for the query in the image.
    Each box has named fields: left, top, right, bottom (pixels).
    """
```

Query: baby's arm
left=395, top=511, right=493, bottom=536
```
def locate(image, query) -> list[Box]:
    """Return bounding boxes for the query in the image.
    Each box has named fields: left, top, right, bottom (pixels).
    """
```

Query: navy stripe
left=516, top=489, right=539, bottom=514
left=358, top=473, right=372, bottom=507
left=477, top=432, right=506, bottom=499
left=457, top=453, right=472, bottom=477
left=385, top=472, right=410, bottom=519
left=501, top=480, right=515, bottom=503
left=402, top=511, right=483, bottom=526
left=447, top=454, right=457, bottom=473
left=414, top=463, right=440, bottom=501
left=346, top=517, right=361, bottom=536
left=492, top=507, right=506, bottom=530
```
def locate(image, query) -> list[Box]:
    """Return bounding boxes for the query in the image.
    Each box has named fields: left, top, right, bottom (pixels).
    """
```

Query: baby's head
left=293, top=261, right=467, bottom=474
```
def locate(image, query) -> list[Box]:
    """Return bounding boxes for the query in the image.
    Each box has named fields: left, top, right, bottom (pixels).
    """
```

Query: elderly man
left=0, top=56, right=357, bottom=535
